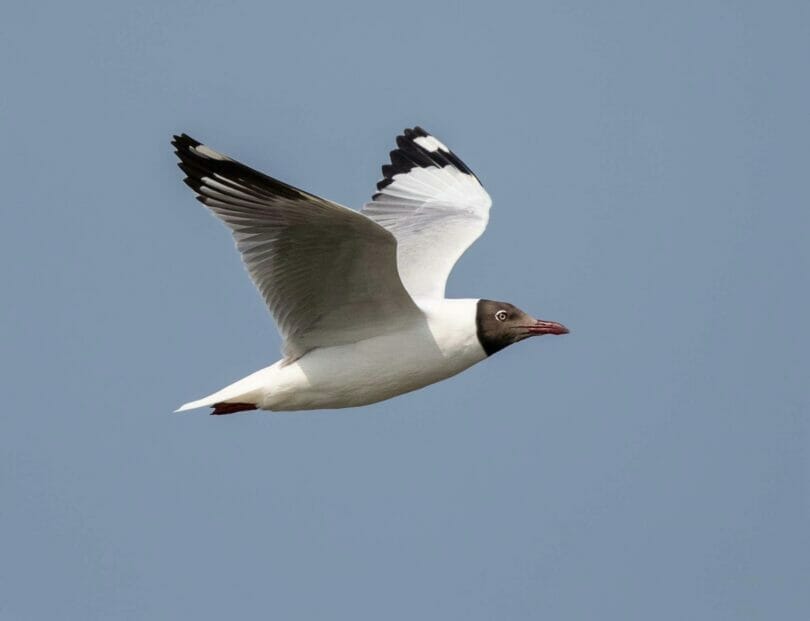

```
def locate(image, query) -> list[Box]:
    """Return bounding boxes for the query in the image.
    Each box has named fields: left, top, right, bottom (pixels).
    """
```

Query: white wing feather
left=362, top=127, right=492, bottom=299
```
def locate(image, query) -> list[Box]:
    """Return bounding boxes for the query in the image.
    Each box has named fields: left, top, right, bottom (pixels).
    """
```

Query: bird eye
left=495, top=310, right=508, bottom=321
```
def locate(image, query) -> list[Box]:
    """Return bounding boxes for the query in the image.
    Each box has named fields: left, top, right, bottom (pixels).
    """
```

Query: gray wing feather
left=173, top=134, right=422, bottom=360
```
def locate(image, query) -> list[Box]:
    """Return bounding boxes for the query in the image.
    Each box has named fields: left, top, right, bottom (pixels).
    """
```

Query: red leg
left=211, top=402, right=257, bottom=415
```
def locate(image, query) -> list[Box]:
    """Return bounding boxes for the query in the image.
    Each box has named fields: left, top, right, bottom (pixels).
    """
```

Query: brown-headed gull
left=172, top=127, right=568, bottom=414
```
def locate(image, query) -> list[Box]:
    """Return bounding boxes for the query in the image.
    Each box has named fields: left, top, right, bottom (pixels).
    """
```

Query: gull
left=172, top=127, right=568, bottom=414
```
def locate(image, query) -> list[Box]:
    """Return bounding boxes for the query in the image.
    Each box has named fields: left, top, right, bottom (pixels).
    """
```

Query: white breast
left=259, top=299, right=486, bottom=411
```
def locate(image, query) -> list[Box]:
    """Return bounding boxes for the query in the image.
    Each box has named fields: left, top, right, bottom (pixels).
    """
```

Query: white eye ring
left=495, top=310, right=508, bottom=322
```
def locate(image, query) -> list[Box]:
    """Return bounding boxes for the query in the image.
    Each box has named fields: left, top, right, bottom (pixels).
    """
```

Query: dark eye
left=495, top=310, right=508, bottom=321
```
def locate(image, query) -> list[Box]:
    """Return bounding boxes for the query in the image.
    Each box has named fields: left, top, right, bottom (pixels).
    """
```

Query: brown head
left=475, top=299, right=569, bottom=356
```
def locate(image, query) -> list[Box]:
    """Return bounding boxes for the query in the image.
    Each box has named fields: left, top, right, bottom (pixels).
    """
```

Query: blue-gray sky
left=2, top=1, right=808, bottom=619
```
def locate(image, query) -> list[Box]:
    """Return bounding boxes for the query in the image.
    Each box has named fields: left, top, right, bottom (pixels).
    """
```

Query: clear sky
left=2, top=1, right=808, bottom=619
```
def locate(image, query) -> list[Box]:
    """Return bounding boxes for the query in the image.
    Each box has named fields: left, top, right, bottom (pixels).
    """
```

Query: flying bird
left=172, top=127, right=568, bottom=414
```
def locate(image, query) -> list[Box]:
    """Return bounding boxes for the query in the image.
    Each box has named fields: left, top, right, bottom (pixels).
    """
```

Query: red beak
left=526, top=319, right=569, bottom=336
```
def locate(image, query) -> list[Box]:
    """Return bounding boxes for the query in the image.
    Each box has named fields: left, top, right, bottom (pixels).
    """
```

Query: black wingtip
left=409, top=126, right=430, bottom=137
left=371, top=125, right=478, bottom=195
left=171, top=133, right=319, bottom=205
left=172, top=133, right=201, bottom=150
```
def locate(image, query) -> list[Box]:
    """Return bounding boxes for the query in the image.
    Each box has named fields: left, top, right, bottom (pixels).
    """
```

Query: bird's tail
left=175, top=365, right=276, bottom=414
left=175, top=394, right=257, bottom=414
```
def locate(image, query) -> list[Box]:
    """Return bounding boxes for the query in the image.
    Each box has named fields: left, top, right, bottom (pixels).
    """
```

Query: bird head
left=475, top=299, right=568, bottom=356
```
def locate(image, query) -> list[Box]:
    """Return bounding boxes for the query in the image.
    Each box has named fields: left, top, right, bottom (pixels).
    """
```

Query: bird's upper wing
left=173, top=134, right=423, bottom=361
left=361, top=127, right=492, bottom=300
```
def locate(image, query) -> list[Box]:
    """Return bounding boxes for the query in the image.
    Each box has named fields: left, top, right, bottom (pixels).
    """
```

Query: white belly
left=260, top=299, right=486, bottom=411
